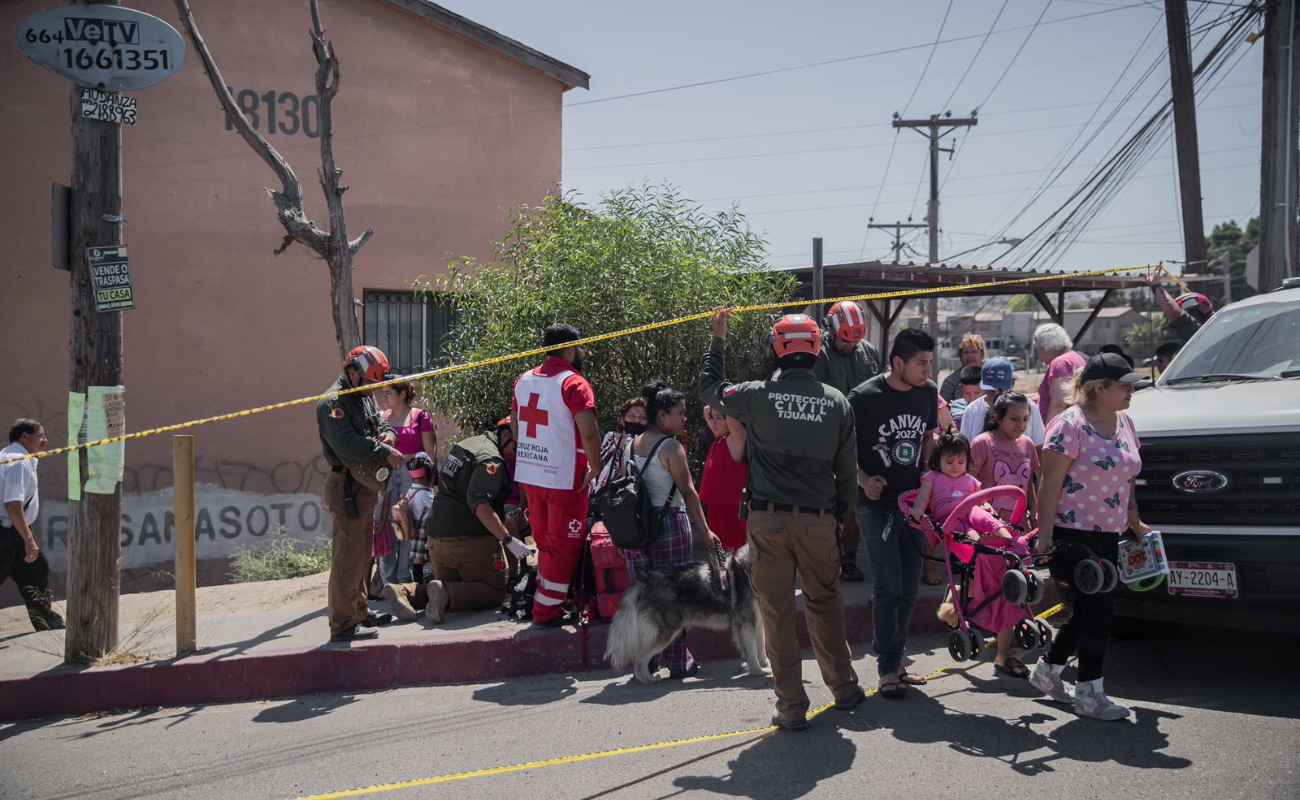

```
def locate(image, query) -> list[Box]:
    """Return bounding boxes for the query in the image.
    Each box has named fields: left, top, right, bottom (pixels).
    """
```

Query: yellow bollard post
left=173, top=435, right=197, bottom=655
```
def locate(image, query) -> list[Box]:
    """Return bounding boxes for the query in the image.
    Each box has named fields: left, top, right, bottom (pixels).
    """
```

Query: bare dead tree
left=172, top=0, right=373, bottom=359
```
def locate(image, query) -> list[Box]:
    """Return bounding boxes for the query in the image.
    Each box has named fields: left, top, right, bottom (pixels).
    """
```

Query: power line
left=992, top=4, right=1258, bottom=270
left=860, top=0, right=955, bottom=260
left=564, top=100, right=1253, bottom=173
left=563, top=4, right=1151, bottom=110
left=903, top=0, right=956, bottom=116
left=943, top=0, right=1011, bottom=112
left=563, top=89, right=1252, bottom=154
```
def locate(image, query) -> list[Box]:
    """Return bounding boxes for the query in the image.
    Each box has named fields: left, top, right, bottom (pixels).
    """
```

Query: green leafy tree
left=425, top=185, right=798, bottom=439
left=1009, top=294, right=1035, bottom=312
left=1205, top=217, right=1260, bottom=302
left=1125, top=316, right=1169, bottom=358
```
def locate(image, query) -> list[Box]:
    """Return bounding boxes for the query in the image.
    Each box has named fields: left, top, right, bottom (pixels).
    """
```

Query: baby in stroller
left=902, top=430, right=1045, bottom=679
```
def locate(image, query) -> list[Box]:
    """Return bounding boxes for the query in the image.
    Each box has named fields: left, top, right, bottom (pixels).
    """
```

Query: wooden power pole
left=1165, top=0, right=1208, bottom=274
left=65, top=0, right=125, bottom=662
left=893, top=113, right=977, bottom=337
left=1261, top=0, right=1300, bottom=290
left=868, top=220, right=928, bottom=263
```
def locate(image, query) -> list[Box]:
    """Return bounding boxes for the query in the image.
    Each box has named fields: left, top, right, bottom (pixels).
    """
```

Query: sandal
left=898, top=669, right=928, bottom=686
left=995, top=657, right=1030, bottom=680
left=877, top=675, right=906, bottom=698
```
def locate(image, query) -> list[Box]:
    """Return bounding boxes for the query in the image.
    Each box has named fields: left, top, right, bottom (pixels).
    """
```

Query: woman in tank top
left=623, top=380, right=720, bottom=680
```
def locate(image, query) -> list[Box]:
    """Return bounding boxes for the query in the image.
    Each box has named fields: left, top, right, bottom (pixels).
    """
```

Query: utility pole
left=1260, top=0, right=1300, bottom=290
left=812, top=237, right=824, bottom=319
left=893, top=112, right=977, bottom=337
left=867, top=219, right=927, bottom=263
left=1165, top=0, right=1208, bottom=274
left=65, top=0, right=125, bottom=662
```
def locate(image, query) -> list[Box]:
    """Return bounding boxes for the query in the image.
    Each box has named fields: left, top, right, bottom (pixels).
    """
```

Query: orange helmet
left=827, top=301, right=868, bottom=345
left=344, top=345, right=390, bottom=384
left=772, top=314, right=822, bottom=358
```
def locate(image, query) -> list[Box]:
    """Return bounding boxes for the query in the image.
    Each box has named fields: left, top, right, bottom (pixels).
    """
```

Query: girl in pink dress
left=910, top=429, right=1030, bottom=680
left=970, top=391, right=1040, bottom=527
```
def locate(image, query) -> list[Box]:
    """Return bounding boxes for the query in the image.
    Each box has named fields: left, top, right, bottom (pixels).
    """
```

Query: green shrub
left=425, top=184, right=797, bottom=437
left=229, top=536, right=331, bottom=583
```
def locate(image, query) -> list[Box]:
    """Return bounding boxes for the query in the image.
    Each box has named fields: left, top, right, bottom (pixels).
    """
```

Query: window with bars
left=362, top=289, right=457, bottom=375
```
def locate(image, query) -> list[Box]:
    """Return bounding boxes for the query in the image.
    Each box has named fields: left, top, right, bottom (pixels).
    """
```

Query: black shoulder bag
left=596, top=436, right=678, bottom=550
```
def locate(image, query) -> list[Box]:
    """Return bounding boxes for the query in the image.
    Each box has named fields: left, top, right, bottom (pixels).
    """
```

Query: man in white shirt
left=1, top=419, right=64, bottom=631
left=959, top=358, right=1047, bottom=446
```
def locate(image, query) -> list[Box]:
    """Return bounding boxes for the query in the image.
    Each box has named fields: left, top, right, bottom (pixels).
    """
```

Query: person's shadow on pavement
left=671, top=725, right=856, bottom=800
left=873, top=669, right=1192, bottom=776
left=471, top=674, right=578, bottom=705
left=252, top=694, right=358, bottom=723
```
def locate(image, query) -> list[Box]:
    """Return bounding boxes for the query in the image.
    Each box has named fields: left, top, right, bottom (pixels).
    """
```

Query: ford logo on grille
left=1171, top=469, right=1230, bottom=494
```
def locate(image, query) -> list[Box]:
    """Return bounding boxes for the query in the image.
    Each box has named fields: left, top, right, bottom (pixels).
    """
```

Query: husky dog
left=604, top=546, right=768, bottom=684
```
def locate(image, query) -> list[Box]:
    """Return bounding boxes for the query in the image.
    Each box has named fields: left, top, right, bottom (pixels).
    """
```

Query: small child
left=912, top=430, right=1033, bottom=680
left=910, top=428, right=1013, bottom=544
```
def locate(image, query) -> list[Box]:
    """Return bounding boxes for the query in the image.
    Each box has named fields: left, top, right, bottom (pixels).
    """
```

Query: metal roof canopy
left=777, top=259, right=1156, bottom=353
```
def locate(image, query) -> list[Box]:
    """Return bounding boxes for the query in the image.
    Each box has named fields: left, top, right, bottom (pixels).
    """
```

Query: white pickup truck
left=1123, top=280, right=1300, bottom=632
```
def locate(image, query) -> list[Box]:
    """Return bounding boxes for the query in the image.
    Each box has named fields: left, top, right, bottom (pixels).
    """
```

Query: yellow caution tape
left=16, top=264, right=1147, bottom=464
left=280, top=603, right=1070, bottom=800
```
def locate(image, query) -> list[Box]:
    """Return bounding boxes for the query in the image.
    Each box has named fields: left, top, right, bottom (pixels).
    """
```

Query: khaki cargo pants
left=323, top=471, right=379, bottom=636
left=429, top=536, right=506, bottom=612
left=747, top=506, right=859, bottom=720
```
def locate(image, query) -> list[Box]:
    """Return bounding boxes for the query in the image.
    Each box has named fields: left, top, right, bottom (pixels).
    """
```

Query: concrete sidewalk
left=0, top=572, right=1058, bottom=723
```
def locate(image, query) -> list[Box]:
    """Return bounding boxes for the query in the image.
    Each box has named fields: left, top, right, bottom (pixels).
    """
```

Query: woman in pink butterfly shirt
left=1029, top=353, right=1148, bottom=721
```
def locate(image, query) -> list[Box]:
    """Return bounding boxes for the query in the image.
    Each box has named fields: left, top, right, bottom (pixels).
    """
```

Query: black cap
left=1080, top=352, right=1144, bottom=384
left=1097, top=344, right=1135, bottom=368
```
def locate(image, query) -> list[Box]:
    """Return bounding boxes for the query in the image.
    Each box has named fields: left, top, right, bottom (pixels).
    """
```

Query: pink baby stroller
left=899, top=486, right=1064, bottom=663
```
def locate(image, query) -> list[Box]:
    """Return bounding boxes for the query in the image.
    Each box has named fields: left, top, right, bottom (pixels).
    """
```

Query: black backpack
left=596, top=435, right=678, bottom=550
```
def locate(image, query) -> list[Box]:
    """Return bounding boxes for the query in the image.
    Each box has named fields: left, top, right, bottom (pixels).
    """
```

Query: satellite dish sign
left=16, top=5, right=186, bottom=92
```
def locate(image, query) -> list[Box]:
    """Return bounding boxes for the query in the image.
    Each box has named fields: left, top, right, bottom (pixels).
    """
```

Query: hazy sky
left=439, top=0, right=1262, bottom=276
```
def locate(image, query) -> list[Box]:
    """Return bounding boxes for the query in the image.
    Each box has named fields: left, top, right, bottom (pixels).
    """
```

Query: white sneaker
left=1028, top=658, right=1074, bottom=705
left=1074, top=678, right=1131, bottom=721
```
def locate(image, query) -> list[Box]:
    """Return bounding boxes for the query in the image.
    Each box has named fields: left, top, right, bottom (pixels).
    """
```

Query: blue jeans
left=856, top=503, right=925, bottom=677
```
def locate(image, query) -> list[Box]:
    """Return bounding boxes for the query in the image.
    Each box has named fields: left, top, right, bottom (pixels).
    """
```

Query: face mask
left=572, top=353, right=584, bottom=373
left=623, top=421, right=648, bottom=436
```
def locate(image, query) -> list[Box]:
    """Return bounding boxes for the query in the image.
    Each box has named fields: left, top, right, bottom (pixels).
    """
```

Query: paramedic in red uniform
left=512, top=323, right=602, bottom=628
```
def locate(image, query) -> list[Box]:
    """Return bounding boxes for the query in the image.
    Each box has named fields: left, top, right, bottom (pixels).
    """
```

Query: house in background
left=1, top=0, right=587, bottom=600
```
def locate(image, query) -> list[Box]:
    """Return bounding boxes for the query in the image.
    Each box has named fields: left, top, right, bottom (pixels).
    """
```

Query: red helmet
left=1175, top=293, right=1213, bottom=322
left=772, top=314, right=822, bottom=358
left=827, top=301, right=868, bottom=345
left=344, top=345, right=390, bottom=384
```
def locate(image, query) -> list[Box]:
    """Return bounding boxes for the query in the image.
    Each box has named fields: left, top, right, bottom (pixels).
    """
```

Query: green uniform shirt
left=428, top=434, right=511, bottom=538
left=699, top=337, right=857, bottom=518
left=315, top=375, right=394, bottom=475
left=811, top=332, right=882, bottom=396
left=1170, top=310, right=1201, bottom=343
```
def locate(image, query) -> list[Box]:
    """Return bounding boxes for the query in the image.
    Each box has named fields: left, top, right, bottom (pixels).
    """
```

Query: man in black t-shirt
left=846, top=328, right=938, bottom=696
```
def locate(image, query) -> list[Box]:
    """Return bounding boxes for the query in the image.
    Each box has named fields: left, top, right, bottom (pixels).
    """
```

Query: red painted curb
left=3, top=587, right=1059, bottom=722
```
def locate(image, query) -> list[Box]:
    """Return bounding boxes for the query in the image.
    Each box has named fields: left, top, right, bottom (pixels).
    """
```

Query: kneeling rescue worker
left=700, top=307, right=864, bottom=731
left=419, top=418, right=534, bottom=623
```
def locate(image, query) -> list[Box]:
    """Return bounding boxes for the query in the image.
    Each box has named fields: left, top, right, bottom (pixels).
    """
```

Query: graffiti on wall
left=32, top=484, right=329, bottom=572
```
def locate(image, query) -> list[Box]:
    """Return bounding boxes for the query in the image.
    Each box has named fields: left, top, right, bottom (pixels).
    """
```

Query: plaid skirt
left=622, top=506, right=695, bottom=673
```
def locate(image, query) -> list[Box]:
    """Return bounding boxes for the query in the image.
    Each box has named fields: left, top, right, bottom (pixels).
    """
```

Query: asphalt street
left=2, top=624, right=1296, bottom=800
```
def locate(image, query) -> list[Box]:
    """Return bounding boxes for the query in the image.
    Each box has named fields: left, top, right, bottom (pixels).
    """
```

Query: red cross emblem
left=518, top=392, right=550, bottom=438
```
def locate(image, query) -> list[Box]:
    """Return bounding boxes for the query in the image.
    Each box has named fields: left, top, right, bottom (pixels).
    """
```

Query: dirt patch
left=0, top=571, right=328, bottom=639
